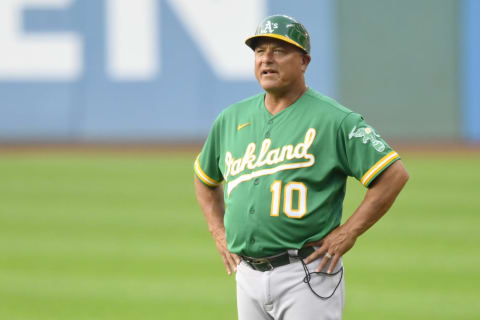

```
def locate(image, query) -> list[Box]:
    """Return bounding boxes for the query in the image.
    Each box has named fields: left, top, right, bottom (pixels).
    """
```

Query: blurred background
left=0, top=1, right=479, bottom=320
left=0, top=0, right=479, bottom=144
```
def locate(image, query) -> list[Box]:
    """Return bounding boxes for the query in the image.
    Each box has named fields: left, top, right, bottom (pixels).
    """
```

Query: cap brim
left=245, top=34, right=308, bottom=53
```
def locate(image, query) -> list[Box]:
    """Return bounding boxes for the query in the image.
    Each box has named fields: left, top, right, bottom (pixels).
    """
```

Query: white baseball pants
left=236, top=256, right=345, bottom=320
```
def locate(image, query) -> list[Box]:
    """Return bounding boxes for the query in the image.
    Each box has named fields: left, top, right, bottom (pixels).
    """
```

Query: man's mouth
left=262, top=69, right=277, bottom=75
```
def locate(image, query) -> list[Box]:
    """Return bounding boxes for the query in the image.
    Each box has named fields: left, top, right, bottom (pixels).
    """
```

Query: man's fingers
left=304, top=245, right=327, bottom=264
left=215, top=238, right=240, bottom=275
left=328, top=255, right=341, bottom=274
left=225, top=253, right=236, bottom=274
left=304, top=250, right=320, bottom=264
left=223, top=252, right=241, bottom=275
left=232, top=253, right=241, bottom=266
left=221, top=255, right=233, bottom=275
left=315, top=254, right=332, bottom=272
left=227, top=253, right=239, bottom=272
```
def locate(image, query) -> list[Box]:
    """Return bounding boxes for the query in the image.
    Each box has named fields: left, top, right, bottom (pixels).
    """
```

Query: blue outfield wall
left=0, top=0, right=336, bottom=142
left=463, top=0, right=480, bottom=141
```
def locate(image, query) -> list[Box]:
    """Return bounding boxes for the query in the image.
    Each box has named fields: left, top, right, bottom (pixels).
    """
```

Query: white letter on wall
left=106, top=0, right=159, bottom=80
left=167, top=0, right=266, bottom=80
left=0, top=0, right=81, bottom=80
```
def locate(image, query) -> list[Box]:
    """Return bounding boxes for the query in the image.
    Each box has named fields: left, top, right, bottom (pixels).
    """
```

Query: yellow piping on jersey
left=194, top=155, right=221, bottom=187
left=361, top=151, right=399, bottom=186
left=237, top=122, right=251, bottom=131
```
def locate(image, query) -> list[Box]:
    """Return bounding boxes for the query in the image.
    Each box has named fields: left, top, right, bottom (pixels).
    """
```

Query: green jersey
left=195, top=88, right=400, bottom=258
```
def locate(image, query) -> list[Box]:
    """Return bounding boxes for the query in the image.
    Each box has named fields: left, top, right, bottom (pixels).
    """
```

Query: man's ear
left=301, top=54, right=311, bottom=72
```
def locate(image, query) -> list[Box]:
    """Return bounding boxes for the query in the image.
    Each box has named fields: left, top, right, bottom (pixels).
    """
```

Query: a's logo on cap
left=261, top=20, right=278, bottom=34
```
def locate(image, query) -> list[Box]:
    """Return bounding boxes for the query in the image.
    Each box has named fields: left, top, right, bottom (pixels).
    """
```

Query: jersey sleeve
left=337, top=113, right=400, bottom=187
left=194, top=114, right=224, bottom=187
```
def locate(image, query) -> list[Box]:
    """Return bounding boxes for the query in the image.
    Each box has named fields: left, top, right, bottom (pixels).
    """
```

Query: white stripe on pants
left=236, top=257, right=345, bottom=320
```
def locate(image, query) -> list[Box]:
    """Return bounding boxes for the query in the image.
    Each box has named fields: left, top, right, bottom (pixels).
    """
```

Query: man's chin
left=260, top=81, right=282, bottom=92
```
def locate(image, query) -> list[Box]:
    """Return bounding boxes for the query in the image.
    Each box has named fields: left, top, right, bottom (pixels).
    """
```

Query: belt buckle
left=250, top=258, right=274, bottom=271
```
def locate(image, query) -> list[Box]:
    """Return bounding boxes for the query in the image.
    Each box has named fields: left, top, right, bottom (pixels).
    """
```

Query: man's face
left=254, top=38, right=310, bottom=94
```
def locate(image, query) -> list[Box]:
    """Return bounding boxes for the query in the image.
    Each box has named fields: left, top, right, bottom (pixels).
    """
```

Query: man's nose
left=261, top=50, right=274, bottom=63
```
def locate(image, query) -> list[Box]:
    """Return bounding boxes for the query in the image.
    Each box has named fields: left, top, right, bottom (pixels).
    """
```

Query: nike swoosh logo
left=237, top=122, right=251, bottom=131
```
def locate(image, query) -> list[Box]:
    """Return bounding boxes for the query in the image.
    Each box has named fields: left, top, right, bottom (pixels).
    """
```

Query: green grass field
left=0, top=149, right=479, bottom=319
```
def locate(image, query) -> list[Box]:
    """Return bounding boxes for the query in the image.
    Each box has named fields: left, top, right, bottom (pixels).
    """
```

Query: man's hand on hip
left=212, top=229, right=241, bottom=275
left=304, top=160, right=409, bottom=274
left=304, top=225, right=357, bottom=274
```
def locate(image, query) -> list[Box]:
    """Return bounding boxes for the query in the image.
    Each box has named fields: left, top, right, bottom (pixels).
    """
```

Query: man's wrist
left=210, top=227, right=226, bottom=239
left=341, top=222, right=363, bottom=240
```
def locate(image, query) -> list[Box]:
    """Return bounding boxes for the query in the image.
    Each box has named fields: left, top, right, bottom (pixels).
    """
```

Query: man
left=194, top=14, right=409, bottom=319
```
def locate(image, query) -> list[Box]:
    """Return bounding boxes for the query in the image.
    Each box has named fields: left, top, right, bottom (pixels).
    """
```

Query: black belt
left=241, top=246, right=315, bottom=272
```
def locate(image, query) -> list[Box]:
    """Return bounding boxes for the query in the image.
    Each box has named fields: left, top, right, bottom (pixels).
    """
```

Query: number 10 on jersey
left=270, top=180, right=308, bottom=218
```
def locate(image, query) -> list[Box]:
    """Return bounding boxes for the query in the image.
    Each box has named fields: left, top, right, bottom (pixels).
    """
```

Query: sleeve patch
left=349, top=125, right=386, bottom=152
left=361, top=151, right=399, bottom=186
left=194, top=155, right=221, bottom=187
